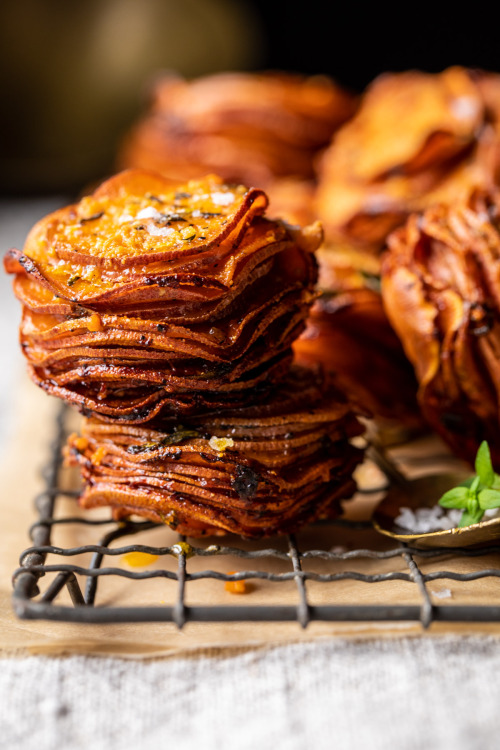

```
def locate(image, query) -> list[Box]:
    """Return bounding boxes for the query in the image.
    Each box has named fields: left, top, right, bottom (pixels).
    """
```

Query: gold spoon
left=369, top=445, right=500, bottom=549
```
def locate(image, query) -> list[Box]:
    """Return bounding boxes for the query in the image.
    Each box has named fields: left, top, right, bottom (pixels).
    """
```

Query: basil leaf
left=475, top=440, right=495, bottom=487
left=459, top=477, right=474, bottom=488
left=469, top=476, right=481, bottom=494
left=458, top=508, right=485, bottom=528
left=478, top=489, right=500, bottom=510
left=438, top=486, right=469, bottom=509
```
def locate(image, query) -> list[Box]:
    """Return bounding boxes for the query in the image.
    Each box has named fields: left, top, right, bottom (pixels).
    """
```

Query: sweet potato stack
left=297, top=66, right=500, bottom=431
left=6, top=170, right=318, bottom=422
left=117, top=67, right=426, bottom=429
left=5, top=168, right=364, bottom=537
left=381, top=188, right=500, bottom=469
left=69, top=367, right=363, bottom=537
left=118, top=70, right=358, bottom=225
left=315, top=66, right=500, bottom=251
left=293, top=244, right=421, bottom=429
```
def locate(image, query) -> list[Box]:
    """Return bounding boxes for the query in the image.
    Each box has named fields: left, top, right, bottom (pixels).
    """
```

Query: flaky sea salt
left=450, top=96, right=480, bottom=121
left=211, top=191, right=234, bottom=206
left=394, top=505, right=500, bottom=533
left=431, top=588, right=452, bottom=599
left=394, top=506, right=463, bottom=533
left=136, top=207, right=164, bottom=221
left=146, top=224, right=176, bottom=238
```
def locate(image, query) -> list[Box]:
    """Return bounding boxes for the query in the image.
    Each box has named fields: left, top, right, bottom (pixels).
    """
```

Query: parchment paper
left=2, top=374, right=500, bottom=658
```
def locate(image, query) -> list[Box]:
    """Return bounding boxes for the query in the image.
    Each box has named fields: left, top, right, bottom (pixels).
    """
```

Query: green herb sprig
left=438, top=441, right=500, bottom=527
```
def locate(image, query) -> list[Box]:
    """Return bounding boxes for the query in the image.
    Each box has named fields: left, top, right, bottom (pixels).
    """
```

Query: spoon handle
left=367, top=443, right=411, bottom=488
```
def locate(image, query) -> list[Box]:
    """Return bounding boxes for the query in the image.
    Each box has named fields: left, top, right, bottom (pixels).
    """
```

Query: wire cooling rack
left=11, top=405, right=500, bottom=630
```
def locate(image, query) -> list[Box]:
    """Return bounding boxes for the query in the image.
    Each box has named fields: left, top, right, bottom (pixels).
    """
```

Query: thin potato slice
left=66, top=367, right=364, bottom=537
left=381, top=188, right=500, bottom=467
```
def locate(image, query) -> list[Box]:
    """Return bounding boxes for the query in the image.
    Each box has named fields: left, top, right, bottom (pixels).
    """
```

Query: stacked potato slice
left=301, top=67, right=500, bottom=431
left=293, top=245, right=421, bottom=429
left=5, top=168, right=364, bottom=536
left=381, top=188, right=500, bottom=467
left=67, top=367, right=364, bottom=536
left=118, top=70, right=357, bottom=225
left=117, top=68, right=423, bottom=429
left=5, top=170, right=318, bottom=422
left=315, top=66, right=500, bottom=250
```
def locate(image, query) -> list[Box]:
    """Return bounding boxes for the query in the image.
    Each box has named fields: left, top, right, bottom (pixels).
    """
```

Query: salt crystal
left=394, top=504, right=500, bottom=533
left=211, top=191, right=234, bottom=206
left=118, top=213, right=134, bottom=224
left=484, top=509, right=500, bottom=520
left=394, top=505, right=463, bottom=533
left=136, top=207, right=164, bottom=221
left=146, top=224, right=176, bottom=238
left=431, top=588, right=452, bottom=599
left=451, top=96, right=480, bottom=121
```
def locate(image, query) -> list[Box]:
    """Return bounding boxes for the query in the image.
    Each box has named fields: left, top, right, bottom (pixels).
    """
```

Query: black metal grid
left=11, top=405, right=500, bottom=630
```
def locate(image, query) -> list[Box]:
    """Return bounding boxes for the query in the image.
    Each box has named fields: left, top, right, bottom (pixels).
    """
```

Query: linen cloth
left=2, top=636, right=500, bottom=750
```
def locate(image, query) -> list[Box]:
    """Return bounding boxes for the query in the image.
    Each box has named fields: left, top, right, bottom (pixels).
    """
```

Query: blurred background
left=1, top=0, right=500, bottom=196
left=0, top=0, right=262, bottom=195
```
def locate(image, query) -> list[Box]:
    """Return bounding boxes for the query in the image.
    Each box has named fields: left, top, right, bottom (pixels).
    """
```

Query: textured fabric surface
left=2, top=636, right=500, bottom=750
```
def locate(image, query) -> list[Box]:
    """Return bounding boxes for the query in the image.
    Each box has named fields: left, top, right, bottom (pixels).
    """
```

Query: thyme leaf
left=127, top=426, right=199, bottom=454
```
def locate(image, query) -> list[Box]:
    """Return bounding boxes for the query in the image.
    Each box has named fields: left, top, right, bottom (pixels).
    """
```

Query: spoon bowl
left=372, top=472, right=500, bottom=549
